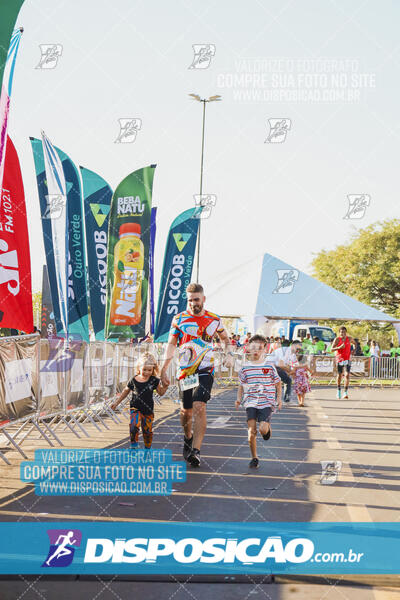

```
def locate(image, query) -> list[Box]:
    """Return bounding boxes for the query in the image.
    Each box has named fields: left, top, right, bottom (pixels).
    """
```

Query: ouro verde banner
left=105, top=165, right=156, bottom=340
left=154, top=207, right=200, bottom=342
left=80, top=166, right=112, bottom=341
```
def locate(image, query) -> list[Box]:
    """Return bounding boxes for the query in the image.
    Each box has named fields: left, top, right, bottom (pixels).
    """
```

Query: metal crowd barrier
left=0, top=334, right=180, bottom=465
left=213, top=351, right=400, bottom=387
left=1, top=337, right=399, bottom=465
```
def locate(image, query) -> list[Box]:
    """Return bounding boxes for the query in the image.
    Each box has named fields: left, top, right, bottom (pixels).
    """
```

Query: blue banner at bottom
left=0, top=522, right=398, bottom=574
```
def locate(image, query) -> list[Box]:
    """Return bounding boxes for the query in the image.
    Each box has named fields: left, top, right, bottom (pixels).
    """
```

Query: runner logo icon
left=188, top=44, right=216, bottom=69
left=344, top=194, right=370, bottom=219
left=42, top=529, right=82, bottom=567
left=265, top=119, right=291, bottom=143
left=273, top=269, right=299, bottom=294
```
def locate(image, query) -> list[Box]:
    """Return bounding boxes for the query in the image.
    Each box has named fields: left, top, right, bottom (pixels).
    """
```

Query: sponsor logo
left=265, top=118, right=291, bottom=143
left=90, top=203, right=110, bottom=228
left=93, top=231, right=107, bottom=304
left=117, top=196, right=145, bottom=215
left=115, top=118, right=142, bottom=143
left=83, top=536, right=314, bottom=564
left=166, top=254, right=187, bottom=316
left=173, top=233, right=191, bottom=252
left=272, top=269, right=299, bottom=294
left=188, top=44, right=216, bottom=69
left=36, top=44, right=63, bottom=69
left=42, top=529, right=82, bottom=567
left=344, top=194, right=370, bottom=219
left=0, top=239, right=19, bottom=296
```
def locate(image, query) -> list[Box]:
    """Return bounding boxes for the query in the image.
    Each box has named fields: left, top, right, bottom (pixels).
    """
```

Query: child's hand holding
left=110, top=395, right=121, bottom=411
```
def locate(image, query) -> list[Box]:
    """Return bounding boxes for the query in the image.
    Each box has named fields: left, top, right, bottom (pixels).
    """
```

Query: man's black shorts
left=337, top=361, right=351, bottom=374
left=180, top=371, right=214, bottom=409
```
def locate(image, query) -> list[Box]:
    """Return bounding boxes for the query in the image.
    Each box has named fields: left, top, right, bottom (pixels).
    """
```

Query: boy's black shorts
left=180, top=371, right=214, bottom=409
left=246, top=406, right=273, bottom=423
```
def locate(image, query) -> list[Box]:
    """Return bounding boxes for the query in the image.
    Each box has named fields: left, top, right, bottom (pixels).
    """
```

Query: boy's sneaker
left=343, top=391, right=349, bottom=399
left=249, top=458, right=259, bottom=469
left=130, top=442, right=139, bottom=450
left=262, top=430, right=271, bottom=441
left=336, top=389, right=342, bottom=399
left=187, top=448, right=201, bottom=468
left=183, top=436, right=193, bottom=460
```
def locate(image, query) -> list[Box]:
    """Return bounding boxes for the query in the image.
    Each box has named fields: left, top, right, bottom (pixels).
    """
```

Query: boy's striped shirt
left=238, top=361, right=281, bottom=408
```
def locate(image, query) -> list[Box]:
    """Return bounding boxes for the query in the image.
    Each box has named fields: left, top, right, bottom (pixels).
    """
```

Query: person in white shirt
left=266, top=338, right=294, bottom=403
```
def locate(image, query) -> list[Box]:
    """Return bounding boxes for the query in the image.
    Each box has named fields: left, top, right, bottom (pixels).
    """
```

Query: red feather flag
left=0, top=135, right=33, bottom=333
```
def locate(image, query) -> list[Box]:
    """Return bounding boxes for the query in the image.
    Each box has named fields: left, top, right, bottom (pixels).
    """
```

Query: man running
left=331, top=326, right=354, bottom=399
left=160, top=283, right=232, bottom=467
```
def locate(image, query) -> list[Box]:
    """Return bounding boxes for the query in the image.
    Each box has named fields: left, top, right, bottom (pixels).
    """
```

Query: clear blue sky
left=9, top=0, right=400, bottom=296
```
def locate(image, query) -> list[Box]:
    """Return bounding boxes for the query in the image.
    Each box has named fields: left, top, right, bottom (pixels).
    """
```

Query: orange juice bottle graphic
left=110, top=223, right=144, bottom=325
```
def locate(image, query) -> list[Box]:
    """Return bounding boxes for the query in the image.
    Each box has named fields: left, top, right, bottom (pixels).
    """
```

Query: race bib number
left=337, top=360, right=349, bottom=366
left=179, top=373, right=199, bottom=392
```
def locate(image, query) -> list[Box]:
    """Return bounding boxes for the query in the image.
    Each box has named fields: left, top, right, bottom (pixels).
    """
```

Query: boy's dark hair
left=186, top=282, right=204, bottom=294
left=248, top=334, right=267, bottom=345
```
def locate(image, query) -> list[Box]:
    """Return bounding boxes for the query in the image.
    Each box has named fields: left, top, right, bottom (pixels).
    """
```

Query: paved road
left=0, top=386, right=399, bottom=598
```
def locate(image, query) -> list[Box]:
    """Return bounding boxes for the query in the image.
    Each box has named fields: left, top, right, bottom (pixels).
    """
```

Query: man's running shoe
left=249, top=458, right=259, bottom=469
left=336, top=389, right=342, bottom=399
left=130, top=442, right=139, bottom=450
left=183, top=436, right=193, bottom=460
left=343, top=391, right=349, bottom=399
left=187, top=448, right=201, bottom=468
left=262, top=429, right=271, bottom=441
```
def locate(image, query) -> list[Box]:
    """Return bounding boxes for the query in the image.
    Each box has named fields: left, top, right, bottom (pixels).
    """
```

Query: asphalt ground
left=0, top=385, right=399, bottom=598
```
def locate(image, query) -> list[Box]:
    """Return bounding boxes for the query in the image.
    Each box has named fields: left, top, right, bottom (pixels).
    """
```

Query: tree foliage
left=312, top=219, right=400, bottom=318
left=312, top=220, right=400, bottom=347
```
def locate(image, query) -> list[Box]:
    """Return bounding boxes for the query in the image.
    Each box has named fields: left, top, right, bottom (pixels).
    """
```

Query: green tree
left=312, top=219, right=400, bottom=347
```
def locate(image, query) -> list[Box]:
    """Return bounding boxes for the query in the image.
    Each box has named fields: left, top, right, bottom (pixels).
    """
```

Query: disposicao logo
left=83, top=536, right=314, bottom=564
left=42, top=529, right=82, bottom=567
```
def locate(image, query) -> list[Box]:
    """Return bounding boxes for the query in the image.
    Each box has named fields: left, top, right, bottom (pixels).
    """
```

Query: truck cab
left=291, top=324, right=335, bottom=344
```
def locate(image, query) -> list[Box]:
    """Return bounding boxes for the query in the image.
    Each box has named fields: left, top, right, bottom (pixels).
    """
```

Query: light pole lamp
left=189, top=93, right=221, bottom=283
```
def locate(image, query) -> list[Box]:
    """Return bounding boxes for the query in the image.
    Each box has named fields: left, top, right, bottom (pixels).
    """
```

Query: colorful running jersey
left=238, top=361, right=281, bottom=409
left=169, top=310, right=225, bottom=378
left=335, top=336, right=352, bottom=363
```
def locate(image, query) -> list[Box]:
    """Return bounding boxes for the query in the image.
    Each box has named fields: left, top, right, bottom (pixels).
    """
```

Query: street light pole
left=189, top=93, right=221, bottom=284
left=197, top=99, right=206, bottom=283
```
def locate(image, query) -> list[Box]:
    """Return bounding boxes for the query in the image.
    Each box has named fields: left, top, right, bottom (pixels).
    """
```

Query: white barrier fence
left=0, top=335, right=179, bottom=465
left=1, top=336, right=399, bottom=464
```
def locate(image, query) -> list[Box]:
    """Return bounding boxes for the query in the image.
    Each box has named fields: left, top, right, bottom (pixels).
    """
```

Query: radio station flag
left=0, top=27, right=23, bottom=191
left=149, top=206, right=157, bottom=335
left=0, top=136, right=33, bottom=333
left=30, top=136, right=63, bottom=335
left=105, top=165, right=156, bottom=340
left=80, top=166, right=112, bottom=340
left=154, top=207, right=201, bottom=342
left=56, top=148, right=89, bottom=342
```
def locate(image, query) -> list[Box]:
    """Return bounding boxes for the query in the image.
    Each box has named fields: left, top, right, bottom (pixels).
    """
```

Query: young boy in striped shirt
left=236, top=335, right=282, bottom=469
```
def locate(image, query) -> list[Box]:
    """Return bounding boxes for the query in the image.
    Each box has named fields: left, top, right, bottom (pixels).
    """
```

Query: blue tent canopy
left=208, top=253, right=399, bottom=324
